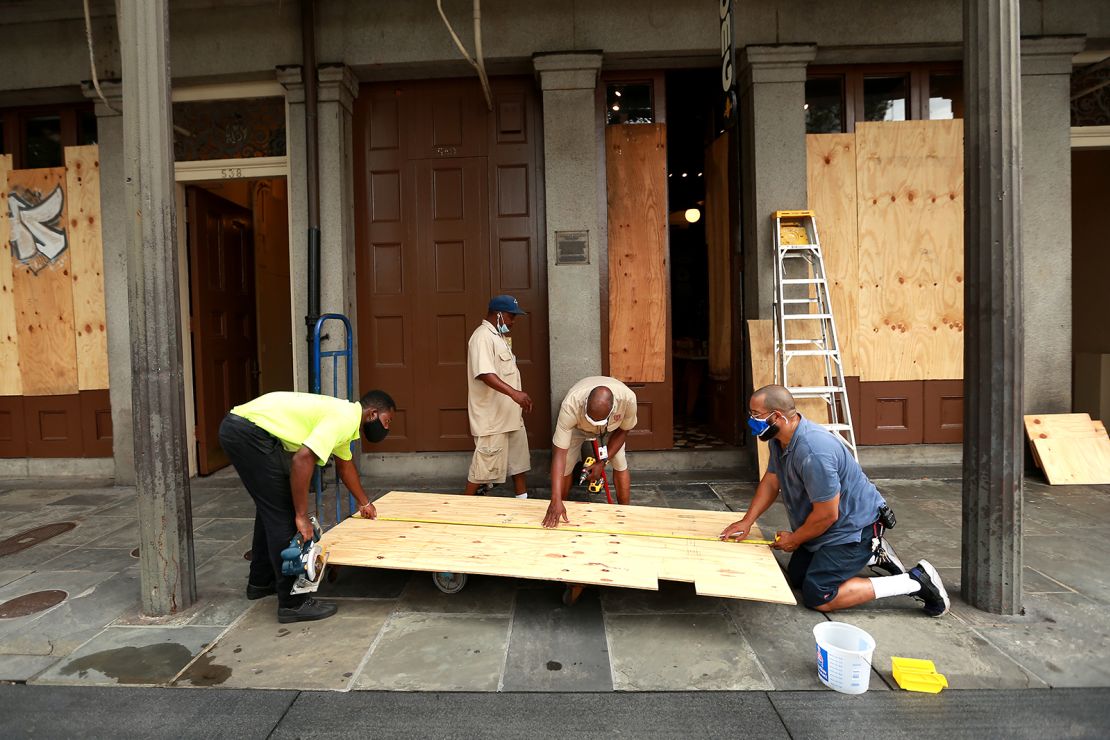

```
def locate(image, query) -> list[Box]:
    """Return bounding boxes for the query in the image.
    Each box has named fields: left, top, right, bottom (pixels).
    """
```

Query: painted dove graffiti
left=9, top=185, right=67, bottom=263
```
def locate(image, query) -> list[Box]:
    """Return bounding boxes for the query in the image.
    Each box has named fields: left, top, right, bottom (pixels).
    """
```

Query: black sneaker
left=870, top=537, right=907, bottom=577
left=246, top=582, right=277, bottom=600
left=908, top=560, right=950, bottom=617
left=277, top=597, right=338, bottom=624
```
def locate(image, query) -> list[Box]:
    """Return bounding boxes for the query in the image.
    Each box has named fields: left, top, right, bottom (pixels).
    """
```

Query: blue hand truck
left=311, top=313, right=359, bottom=526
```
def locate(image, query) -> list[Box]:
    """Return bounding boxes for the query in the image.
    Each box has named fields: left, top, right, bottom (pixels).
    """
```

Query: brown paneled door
left=355, top=79, right=550, bottom=452
left=187, top=187, right=258, bottom=473
left=415, top=157, right=490, bottom=448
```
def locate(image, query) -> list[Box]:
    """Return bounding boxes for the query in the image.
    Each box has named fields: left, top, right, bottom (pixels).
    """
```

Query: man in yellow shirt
left=219, top=389, right=395, bottom=623
left=543, top=376, right=638, bottom=528
left=463, top=295, right=533, bottom=498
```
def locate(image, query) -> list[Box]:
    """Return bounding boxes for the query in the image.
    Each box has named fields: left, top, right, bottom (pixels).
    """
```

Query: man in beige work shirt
left=463, top=295, right=533, bottom=497
left=542, top=376, right=638, bottom=527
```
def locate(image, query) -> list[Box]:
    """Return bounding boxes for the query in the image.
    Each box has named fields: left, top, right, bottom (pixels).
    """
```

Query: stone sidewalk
left=0, top=470, right=1108, bottom=692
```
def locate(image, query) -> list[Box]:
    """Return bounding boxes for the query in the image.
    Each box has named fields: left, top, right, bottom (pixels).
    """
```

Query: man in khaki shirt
left=464, top=295, right=533, bottom=497
left=543, top=376, right=638, bottom=527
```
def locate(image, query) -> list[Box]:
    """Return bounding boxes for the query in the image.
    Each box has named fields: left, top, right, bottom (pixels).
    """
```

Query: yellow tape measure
left=354, top=513, right=775, bottom=546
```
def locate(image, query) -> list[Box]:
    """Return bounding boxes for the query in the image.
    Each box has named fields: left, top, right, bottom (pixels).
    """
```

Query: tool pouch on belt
left=878, top=504, right=896, bottom=529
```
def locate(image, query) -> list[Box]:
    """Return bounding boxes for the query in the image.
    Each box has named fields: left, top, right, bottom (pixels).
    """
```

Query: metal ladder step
left=788, top=385, right=845, bottom=396
left=784, top=349, right=839, bottom=357
left=783, top=313, right=833, bottom=320
left=782, top=278, right=826, bottom=285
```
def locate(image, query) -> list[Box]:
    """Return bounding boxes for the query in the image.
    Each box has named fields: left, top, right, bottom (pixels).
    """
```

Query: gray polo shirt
left=767, top=415, right=886, bottom=552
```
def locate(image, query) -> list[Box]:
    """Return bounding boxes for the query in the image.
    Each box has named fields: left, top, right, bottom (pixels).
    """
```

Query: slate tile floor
left=0, top=474, right=1108, bottom=693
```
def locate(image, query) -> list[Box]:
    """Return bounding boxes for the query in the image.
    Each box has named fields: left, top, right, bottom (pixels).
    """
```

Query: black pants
left=786, top=524, right=877, bottom=609
left=218, top=413, right=305, bottom=609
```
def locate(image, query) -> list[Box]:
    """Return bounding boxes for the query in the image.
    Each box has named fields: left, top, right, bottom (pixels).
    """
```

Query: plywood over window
left=606, top=124, right=668, bottom=383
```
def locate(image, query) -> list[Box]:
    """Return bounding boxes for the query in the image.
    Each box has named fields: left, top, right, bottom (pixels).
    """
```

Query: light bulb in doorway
left=684, top=208, right=701, bottom=224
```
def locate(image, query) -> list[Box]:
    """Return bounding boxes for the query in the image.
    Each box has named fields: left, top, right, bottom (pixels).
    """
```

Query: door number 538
left=220, top=167, right=244, bottom=179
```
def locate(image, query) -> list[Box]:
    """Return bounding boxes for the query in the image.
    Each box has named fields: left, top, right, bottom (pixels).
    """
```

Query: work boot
left=908, top=560, right=950, bottom=617
left=277, top=597, right=338, bottom=624
left=869, top=537, right=906, bottom=577
left=246, top=581, right=277, bottom=600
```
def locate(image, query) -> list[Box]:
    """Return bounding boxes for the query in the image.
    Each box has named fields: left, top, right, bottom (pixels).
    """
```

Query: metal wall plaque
left=555, top=230, right=589, bottom=265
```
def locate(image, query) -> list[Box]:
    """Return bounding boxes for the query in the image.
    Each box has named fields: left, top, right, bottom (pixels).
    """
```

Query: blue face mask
left=495, top=313, right=510, bottom=336
left=747, top=411, right=780, bottom=442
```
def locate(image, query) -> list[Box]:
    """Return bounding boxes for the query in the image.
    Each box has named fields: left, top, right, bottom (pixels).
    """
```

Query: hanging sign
left=720, top=0, right=738, bottom=126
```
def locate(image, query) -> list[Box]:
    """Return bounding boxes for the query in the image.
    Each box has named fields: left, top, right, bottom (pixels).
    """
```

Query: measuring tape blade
left=351, top=513, right=774, bottom=546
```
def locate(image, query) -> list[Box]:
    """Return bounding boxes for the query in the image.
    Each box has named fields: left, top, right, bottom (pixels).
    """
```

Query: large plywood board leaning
left=0, top=154, right=19, bottom=395
left=607, top=124, right=668, bottom=383
left=806, top=134, right=859, bottom=377
left=855, top=120, right=964, bottom=381
left=322, top=492, right=796, bottom=605
left=65, top=146, right=109, bottom=391
left=748, top=319, right=774, bottom=480
left=1023, top=413, right=1110, bottom=485
left=8, top=166, right=79, bottom=396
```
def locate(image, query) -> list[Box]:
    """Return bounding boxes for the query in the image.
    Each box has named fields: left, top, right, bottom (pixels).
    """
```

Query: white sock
left=870, top=573, right=921, bottom=599
left=515, top=492, right=528, bottom=499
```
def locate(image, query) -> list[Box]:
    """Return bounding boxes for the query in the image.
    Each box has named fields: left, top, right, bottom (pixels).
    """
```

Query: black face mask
left=363, top=418, right=390, bottom=444
left=757, top=417, right=780, bottom=442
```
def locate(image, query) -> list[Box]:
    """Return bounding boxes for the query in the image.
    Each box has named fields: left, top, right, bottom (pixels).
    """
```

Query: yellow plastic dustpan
left=892, top=656, right=949, bottom=693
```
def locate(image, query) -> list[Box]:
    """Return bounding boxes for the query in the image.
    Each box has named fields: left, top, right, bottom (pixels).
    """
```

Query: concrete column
left=316, top=64, right=359, bottom=403
left=278, top=66, right=310, bottom=391
left=737, top=44, right=817, bottom=321
left=119, top=0, right=196, bottom=615
left=1020, top=36, right=1085, bottom=415
left=534, top=52, right=604, bottom=416
left=81, top=81, right=135, bottom=485
left=962, top=0, right=1024, bottom=615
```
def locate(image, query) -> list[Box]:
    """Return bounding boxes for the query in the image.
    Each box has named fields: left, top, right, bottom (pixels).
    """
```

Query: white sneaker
left=515, top=492, right=528, bottom=499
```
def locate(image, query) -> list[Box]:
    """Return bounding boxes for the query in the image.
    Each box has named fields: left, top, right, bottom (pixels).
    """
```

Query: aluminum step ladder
left=771, top=210, right=858, bottom=458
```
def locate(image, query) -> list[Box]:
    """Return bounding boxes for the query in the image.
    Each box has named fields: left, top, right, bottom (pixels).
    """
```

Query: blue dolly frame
left=311, top=313, right=359, bottom=525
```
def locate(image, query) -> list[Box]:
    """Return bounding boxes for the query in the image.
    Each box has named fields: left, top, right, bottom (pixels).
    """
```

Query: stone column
left=737, top=44, right=817, bottom=322
left=534, top=52, right=604, bottom=415
left=316, top=64, right=359, bottom=403
left=1020, top=36, right=1085, bottom=414
left=962, top=0, right=1024, bottom=615
left=81, top=80, right=135, bottom=485
left=119, top=0, right=196, bottom=615
left=278, top=66, right=310, bottom=391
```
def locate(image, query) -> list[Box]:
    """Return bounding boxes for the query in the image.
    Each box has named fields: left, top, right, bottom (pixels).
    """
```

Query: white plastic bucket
left=813, top=621, right=876, bottom=694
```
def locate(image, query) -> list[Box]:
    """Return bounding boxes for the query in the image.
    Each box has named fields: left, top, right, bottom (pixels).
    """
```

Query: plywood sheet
left=748, top=319, right=774, bottom=480
left=0, top=155, right=20, bottom=396
left=705, top=133, right=731, bottom=380
left=607, top=124, right=668, bottom=383
left=1024, top=413, right=1110, bottom=485
left=322, top=492, right=795, bottom=605
left=65, top=146, right=109, bottom=391
left=8, top=167, right=79, bottom=396
left=807, top=134, right=859, bottom=377
left=855, top=120, right=963, bottom=381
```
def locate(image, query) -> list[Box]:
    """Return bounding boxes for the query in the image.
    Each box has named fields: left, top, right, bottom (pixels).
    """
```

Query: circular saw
left=280, top=516, right=329, bottom=594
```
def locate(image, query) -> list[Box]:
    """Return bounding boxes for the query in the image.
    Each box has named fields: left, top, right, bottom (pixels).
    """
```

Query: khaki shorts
left=468, top=427, right=531, bottom=484
left=560, top=428, right=629, bottom=477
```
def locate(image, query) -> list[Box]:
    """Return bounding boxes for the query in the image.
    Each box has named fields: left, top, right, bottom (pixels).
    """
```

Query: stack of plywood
left=321, top=492, right=796, bottom=605
left=1023, top=413, right=1110, bottom=485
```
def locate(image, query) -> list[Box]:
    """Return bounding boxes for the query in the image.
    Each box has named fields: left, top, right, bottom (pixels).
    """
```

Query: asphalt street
left=2, top=685, right=1108, bottom=739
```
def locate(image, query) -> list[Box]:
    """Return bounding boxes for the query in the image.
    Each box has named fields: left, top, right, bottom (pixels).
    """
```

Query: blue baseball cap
left=488, top=295, right=527, bottom=315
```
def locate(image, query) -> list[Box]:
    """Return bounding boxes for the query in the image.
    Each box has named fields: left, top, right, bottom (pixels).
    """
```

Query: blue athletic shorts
left=787, top=524, right=877, bottom=609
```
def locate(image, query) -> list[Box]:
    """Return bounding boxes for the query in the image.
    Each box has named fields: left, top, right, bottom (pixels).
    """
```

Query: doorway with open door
left=183, top=177, right=294, bottom=474
left=665, top=69, right=743, bottom=449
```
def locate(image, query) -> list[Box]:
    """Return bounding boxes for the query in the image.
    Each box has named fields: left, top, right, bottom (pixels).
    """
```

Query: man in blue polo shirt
left=720, top=384, right=950, bottom=617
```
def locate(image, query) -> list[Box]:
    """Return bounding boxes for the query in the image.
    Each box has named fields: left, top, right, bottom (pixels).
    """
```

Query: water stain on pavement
left=177, top=651, right=234, bottom=686
left=60, top=643, right=200, bottom=684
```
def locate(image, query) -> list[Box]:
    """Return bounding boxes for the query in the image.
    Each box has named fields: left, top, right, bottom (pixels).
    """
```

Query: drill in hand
left=578, top=456, right=605, bottom=493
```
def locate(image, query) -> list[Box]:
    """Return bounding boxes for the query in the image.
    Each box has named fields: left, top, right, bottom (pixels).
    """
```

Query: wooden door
left=188, top=187, right=257, bottom=473
left=414, top=156, right=490, bottom=448
left=355, top=79, right=550, bottom=452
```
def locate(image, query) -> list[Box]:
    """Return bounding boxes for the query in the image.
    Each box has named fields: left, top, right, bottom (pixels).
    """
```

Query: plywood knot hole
left=949, top=192, right=957, bottom=200
left=1039, top=433, right=1047, bottom=439
left=890, top=195, right=896, bottom=202
left=823, top=156, right=831, bottom=164
left=600, top=578, right=612, bottom=583
left=546, top=553, right=565, bottom=558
